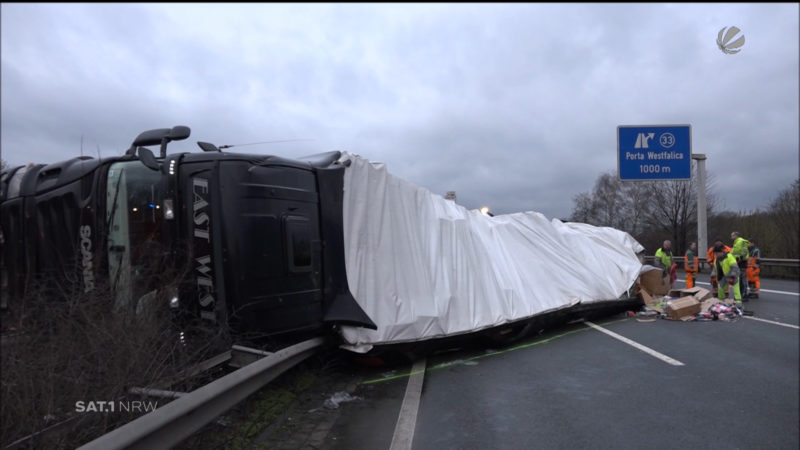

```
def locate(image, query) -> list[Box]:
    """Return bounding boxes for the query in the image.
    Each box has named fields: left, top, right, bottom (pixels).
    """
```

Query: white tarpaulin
left=338, top=153, right=644, bottom=352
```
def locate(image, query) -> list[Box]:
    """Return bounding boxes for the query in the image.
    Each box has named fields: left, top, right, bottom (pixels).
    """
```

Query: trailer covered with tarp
left=338, top=153, right=645, bottom=353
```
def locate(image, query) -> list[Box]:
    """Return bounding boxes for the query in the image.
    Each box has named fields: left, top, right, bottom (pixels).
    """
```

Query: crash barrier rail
left=643, top=256, right=799, bottom=278
left=644, top=256, right=799, bottom=268
left=77, top=337, right=326, bottom=450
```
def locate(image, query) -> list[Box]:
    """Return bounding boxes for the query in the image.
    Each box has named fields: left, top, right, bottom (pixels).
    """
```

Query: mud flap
left=323, top=292, right=377, bottom=330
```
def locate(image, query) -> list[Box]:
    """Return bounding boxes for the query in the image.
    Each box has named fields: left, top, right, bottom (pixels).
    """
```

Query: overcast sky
left=1, top=3, right=798, bottom=220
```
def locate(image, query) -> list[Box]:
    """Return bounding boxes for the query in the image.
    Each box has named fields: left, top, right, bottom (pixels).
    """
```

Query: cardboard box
left=664, top=296, right=701, bottom=320
left=639, top=266, right=670, bottom=296
left=693, top=287, right=712, bottom=302
left=699, top=297, right=720, bottom=313
left=669, top=287, right=700, bottom=297
left=668, top=287, right=712, bottom=302
left=639, top=290, right=669, bottom=313
left=640, top=290, right=655, bottom=306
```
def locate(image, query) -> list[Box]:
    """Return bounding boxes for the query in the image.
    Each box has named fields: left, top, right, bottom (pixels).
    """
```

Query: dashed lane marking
left=742, top=316, right=799, bottom=329
left=389, top=358, right=426, bottom=450
left=585, top=321, right=685, bottom=366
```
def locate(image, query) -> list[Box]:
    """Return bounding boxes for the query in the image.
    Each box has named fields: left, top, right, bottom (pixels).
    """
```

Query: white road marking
left=585, top=321, right=684, bottom=366
left=750, top=288, right=798, bottom=296
left=678, top=280, right=799, bottom=296
left=742, top=316, right=800, bottom=329
left=390, top=358, right=427, bottom=450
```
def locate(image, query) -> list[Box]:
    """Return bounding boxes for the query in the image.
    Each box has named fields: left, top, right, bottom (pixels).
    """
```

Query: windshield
left=105, top=161, right=164, bottom=312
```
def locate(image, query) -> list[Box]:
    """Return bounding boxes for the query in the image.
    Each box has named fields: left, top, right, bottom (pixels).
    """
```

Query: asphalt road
left=319, top=277, right=799, bottom=450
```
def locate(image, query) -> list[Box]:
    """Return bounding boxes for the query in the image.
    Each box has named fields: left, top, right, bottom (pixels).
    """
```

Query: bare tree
left=619, top=181, right=652, bottom=237
left=595, top=173, right=625, bottom=229
left=769, top=178, right=800, bottom=258
left=570, top=172, right=630, bottom=230
left=570, top=168, right=717, bottom=256
left=570, top=170, right=796, bottom=262
left=644, top=179, right=696, bottom=252
left=570, top=191, right=597, bottom=224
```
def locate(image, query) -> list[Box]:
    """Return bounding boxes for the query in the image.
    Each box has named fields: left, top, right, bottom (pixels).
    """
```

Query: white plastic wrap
left=339, top=153, right=644, bottom=352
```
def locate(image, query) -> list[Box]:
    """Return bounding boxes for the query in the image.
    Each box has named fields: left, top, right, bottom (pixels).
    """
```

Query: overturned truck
left=0, top=126, right=645, bottom=355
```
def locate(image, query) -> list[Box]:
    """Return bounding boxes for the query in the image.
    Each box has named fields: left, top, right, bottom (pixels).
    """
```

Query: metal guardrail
left=77, top=337, right=325, bottom=450
left=643, top=256, right=799, bottom=270
left=756, top=258, right=800, bottom=268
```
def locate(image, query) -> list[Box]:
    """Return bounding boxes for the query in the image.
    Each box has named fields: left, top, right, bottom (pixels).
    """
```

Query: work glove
left=728, top=276, right=735, bottom=285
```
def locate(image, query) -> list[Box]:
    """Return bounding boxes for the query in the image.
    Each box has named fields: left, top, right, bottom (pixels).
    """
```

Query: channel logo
left=717, top=26, right=745, bottom=54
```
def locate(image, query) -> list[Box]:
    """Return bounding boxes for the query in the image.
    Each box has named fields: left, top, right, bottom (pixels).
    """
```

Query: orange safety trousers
left=746, top=255, right=760, bottom=292
left=684, top=254, right=698, bottom=288
left=685, top=271, right=696, bottom=288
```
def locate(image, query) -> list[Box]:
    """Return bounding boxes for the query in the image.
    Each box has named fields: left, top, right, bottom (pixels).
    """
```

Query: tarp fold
left=338, top=153, right=644, bottom=352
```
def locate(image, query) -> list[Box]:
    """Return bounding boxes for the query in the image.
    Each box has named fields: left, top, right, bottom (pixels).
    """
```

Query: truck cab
left=0, top=126, right=375, bottom=336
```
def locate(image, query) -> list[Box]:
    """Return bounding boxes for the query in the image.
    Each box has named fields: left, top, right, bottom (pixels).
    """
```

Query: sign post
left=692, top=154, right=708, bottom=262
left=617, top=125, right=692, bottom=180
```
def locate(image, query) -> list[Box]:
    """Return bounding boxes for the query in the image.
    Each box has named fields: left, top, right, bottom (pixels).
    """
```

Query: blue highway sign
left=618, top=125, right=692, bottom=180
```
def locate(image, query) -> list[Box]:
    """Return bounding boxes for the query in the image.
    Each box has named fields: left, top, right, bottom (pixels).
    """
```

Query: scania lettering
left=80, top=225, right=96, bottom=293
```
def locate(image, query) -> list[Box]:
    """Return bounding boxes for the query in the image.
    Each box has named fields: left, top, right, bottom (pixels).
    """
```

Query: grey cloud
left=1, top=3, right=797, bottom=220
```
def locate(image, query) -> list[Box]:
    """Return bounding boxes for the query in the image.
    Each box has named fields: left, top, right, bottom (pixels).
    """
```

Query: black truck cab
left=0, top=126, right=375, bottom=337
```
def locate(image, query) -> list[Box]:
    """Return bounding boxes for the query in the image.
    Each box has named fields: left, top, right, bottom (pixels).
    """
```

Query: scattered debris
left=452, top=359, right=478, bottom=366
left=322, top=391, right=361, bottom=410
left=635, top=310, right=659, bottom=322
left=632, top=267, right=754, bottom=323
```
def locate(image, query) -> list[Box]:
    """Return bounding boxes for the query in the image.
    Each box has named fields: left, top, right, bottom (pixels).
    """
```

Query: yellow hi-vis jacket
left=655, top=247, right=672, bottom=268
left=716, top=252, right=740, bottom=279
left=731, top=236, right=750, bottom=261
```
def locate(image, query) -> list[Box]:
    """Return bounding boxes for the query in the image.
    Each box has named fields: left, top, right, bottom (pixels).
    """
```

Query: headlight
left=163, top=199, right=175, bottom=220
left=168, top=287, right=179, bottom=308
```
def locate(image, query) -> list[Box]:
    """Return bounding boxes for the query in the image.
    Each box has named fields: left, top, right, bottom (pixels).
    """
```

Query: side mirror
left=160, top=125, right=191, bottom=158
left=168, top=126, right=191, bottom=142
left=131, top=128, right=172, bottom=148
left=137, top=147, right=161, bottom=171
left=128, top=126, right=191, bottom=158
